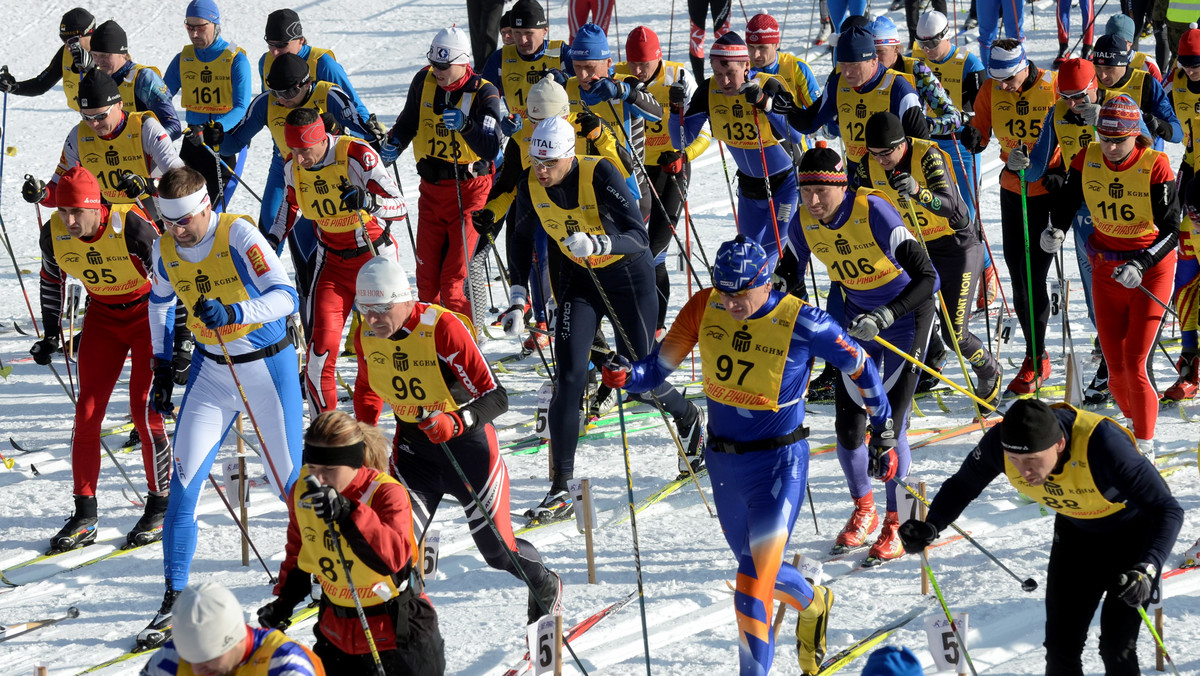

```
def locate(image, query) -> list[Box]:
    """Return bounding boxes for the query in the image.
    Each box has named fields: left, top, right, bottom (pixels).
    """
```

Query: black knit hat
left=510, top=0, right=548, bottom=29
left=500, top=10, right=512, bottom=29
left=265, top=8, right=303, bottom=42
left=267, top=53, right=310, bottom=90
left=796, top=142, right=848, bottom=186
left=1000, top=399, right=1065, bottom=454
left=865, top=111, right=906, bottom=149
left=1091, top=33, right=1131, bottom=67
left=59, top=7, right=95, bottom=40
left=90, top=20, right=128, bottom=55
left=76, top=68, right=122, bottom=109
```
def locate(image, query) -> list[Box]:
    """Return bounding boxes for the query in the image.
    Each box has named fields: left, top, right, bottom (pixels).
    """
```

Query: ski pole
left=750, top=108, right=786, bottom=260
left=199, top=298, right=289, bottom=497
left=921, top=550, right=979, bottom=676
left=714, top=135, right=740, bottom=228
left=615, top=391, right=654, bottom=676
left=900, top=196, right=987, bottom=428
left=1137, top=283, right=1180, bottom=321
left=0, top=607, right=80, bottom=643
left=807, top=485, right=820, bottom=534
left=894, top=477, right=1037, bottom=591
left=872, top=334, right=998, bottom=412
left=667, top=0, right=675, bottom=60
left=194, top=138, right=265, bottom=205
left=303, top=475, right=386, bottom=676
left=424, top=429, right=591, bottom=674
left=1136, top=605, right=1181, bottom=675
left=1018, top=164, right=1041, bottom=399
left=46, top=363, right=145, bottom=505
left=390, top=164, right=420, bottom=261
left=1, top=192, right=42, bottom=337
left=949, top=129, right=1012, bottom=319
left=578, top=253, right=715, bottom=516
left=206, top=473, right=277, bottom=583
left=449, top=129, right=486, bottom=328
left=336, top=177, right=379, bottom=257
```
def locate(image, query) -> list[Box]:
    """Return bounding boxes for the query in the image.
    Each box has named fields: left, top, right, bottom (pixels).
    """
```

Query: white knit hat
left=428, top=26, right=471, bottom=66
left=529, top=116, right=576, bottom=160
left=526, top=76, right=570, bottom=121
left=173, top=581, right=246, bottom=663
left=356, top=256, right=414, bottom=306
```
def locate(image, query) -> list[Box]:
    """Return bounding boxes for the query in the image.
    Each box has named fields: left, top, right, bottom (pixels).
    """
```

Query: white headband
left=156, top=187, right=210, bottom=222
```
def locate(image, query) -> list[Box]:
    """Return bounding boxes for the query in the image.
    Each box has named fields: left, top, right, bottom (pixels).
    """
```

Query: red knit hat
left=625, top=26, right=661, bottom=62
left=1179, top=27, right=1200, bottom=68
left=1056, top=59, right=1095, bottom=94
left=746, top=13, right=780, bottom=44
left=1097, top=94, right=1142, bottom=137
left=57, top=167, right=101, bottom=209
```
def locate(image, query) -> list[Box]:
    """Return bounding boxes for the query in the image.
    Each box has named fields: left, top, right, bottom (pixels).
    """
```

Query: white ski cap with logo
left=527, top=76, right=570, bottom=121
left=357, top=256, right=414, bottom=305
left=428, top=26, right=471, bottom=65
left=173, top=581, right=246, bottom=663
left=529, top=115, right=576, bottom=160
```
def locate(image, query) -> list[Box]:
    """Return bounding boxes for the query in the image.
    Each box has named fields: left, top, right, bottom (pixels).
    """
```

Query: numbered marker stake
left=527, top=614, right=560, bottom=676
left=422, top=528, right=442, bottom=580
left=925, top=612, right=969, bottom=673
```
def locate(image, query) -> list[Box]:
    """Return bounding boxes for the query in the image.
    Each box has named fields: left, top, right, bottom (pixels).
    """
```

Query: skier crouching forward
left=603, top=236, right=892, bottom=675
left=900, top=399, right=1182, bottom=674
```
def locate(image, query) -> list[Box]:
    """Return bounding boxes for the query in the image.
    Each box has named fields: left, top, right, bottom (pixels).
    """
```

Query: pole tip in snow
left=1021, top=578, right=1038, bottom=592
left=67, top=607, right=81, bottom=618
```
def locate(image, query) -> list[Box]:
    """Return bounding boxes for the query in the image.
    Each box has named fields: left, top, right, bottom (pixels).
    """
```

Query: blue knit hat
left=836, top=26, right=877, bottom=63
left=861, top=646, right=923, bottom=676
left=712, top=235, right=771, bottom=294
left=186, top=0, right=221, bottom=24
left=569, top=23, right=611, bottom=61
left=1105, top=13, right=1136, bottom=44
left=870, top=16, right=901, bottom=46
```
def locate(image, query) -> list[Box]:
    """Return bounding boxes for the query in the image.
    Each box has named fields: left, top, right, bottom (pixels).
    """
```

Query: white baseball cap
left=173, top=581, right=246, bottom=664
left=356, top=256, right=414, bottom=306
left=529, top=115, right=576, bottom=160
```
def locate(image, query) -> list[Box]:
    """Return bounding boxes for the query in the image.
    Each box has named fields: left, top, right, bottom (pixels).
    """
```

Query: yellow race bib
left=699, top=291, right=800, bottom=410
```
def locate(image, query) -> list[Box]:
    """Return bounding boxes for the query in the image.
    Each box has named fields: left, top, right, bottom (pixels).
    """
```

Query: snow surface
left=0, top=0, right=1198, bottom=674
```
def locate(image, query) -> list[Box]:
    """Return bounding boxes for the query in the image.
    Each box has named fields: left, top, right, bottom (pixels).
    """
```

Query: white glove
left=1077, top=102, right=1101, bottom=127
left=1005, top=146, right=1030, bottom=172
left=847, top=306, right=895, bottom=341
left=563, top=232, right=611, bottom=259
left=1040, top=227, right=1066, bottom=253
left=1112, top=260, right=1145, bottom=289
left=500, top=286, right=527, bottom=337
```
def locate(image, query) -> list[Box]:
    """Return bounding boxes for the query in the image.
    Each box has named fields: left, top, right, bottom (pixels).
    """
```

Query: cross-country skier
left=138, top=166, right=304, bottom=650
left=602, top=236, right=891, bottom=675
left=165, top=0, right=254, bottom=209
left=899, top=399, right=1182, bottom=674
left=31, top=167, right=174, bottom=552
left=87, top=20, right=181, bottom=140
left=350, top=257, right=563, bottom=631
left=258, top=410, right=446, bottom=674
left=0, top=7, right=96, bottom=111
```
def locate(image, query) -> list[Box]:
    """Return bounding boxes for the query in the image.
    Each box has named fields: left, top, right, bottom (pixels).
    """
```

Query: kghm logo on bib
left=201, top=67, right=213, bottom=84
left=732, top=328, right=752, bottom=352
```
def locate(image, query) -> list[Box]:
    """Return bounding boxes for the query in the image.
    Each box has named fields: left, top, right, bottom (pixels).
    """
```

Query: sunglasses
left=1060, top=89, right=1090, bottom=101
left=429, top=60, right=454, bottom=71
left=81, top=104, right=117, bottom=121
left=867, top=145, right=902, bottom=158
left=163, top=204, right=208, bottom=228
left=1098, top=134, right=1131, bottom=144
left=184, top=21, right=211, bottom=31
left=714, top=286, right=752, bottom=299
left=270, top=84, right=306, bottom=100
left=530, top=156, right=565, bottom=169
left=916, top=34, right=945, bottom=50
left=265, top=39, right=293, bottom=49
left=356, top=301, right=395, bottom=314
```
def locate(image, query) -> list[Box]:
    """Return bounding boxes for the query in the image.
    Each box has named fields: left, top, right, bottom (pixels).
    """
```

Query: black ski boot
left=527, top=569, right=563, bottom=623
left=806, top=364, right=839, bottom=402
left=1053, top=42, right=1069, bottom=69
left=676, top=404, right=706, bottom=478
left=126, top=492, right=169, bottom=548
left=136, top=588, right=180, bottom=651
left=49, top=495, right=98, bottom=553
left=525, top=486, right=574, bottom=523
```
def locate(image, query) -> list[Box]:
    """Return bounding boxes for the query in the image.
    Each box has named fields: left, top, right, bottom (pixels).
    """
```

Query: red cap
left=57, top=167, right=101, bottom=209
left=1056, top=58, right=1095, bottom=94
left=746, top=13, right=780, bottom=44
left=284, top=119, right=327, bottom=149
left=625, top=26, right=661, bottom=62
left=1179, top=28, right=1200, bottom=58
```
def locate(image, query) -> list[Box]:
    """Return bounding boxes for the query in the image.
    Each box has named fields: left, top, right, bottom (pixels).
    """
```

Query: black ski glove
left=172, top=338, right=193, bottom=386
left=257, top=599, right=296, bottom=629
left=116, top=173, right=151, bottom=200
left=957, top=124, right=984, bottom=154
left=29, top=334, right=60, bottom=366
left=867, top=423, right=898, bottom=481
left=150, top=358, right=175, bottom=415
left=301, top=476, right=353, bottom=523
left=898, top=519, right=939, bottom=553
left=1115, top=563, right=1157, bottom=607
left=22, top=175, right=47, bottom=204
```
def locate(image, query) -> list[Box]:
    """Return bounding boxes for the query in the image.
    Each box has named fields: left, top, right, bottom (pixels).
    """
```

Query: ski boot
left=525, top=487, right=574, bottom=523
left=527, top=569, right=564, bottom=623
left=1005, top=353, right=1050, bottom=396
left=806, top=364, right=838, bottom=401
left=126, top=492, right=170, bottom=548
left=915, top=363, right=943, bottom=393
left=676, top=404, right=705, bottom=478
left=1079, top=43, right=1092, bottom=60
left=1163, top=352, right=1199, bottom=401
left=587, top=383, right=620, bottom=420
left=1181, top=537, right=1200, bottom=569
left=123, top=427, right=141, bottom=449
left=973, top=366, right=1002, bottom=407
left=863, top=512, right=903, bottom=566
left=831, top=493, right=878, bottom=554
left=1083, top=359, right=1111, bottom=405
left=522, top=321, right=551, bottom=354
left=1136, top=439, right=1155, bottom=465
left=795, top=584, right=834, bottom=675
left=814, top=20, right=832, bottom=47
left=136, top=588, right=180, bottom=651
left=964, top=15, right=978, bottom=30
left=1053, top=42, right=1069, bottom=69
left=49, top=495, right=98, bottom=553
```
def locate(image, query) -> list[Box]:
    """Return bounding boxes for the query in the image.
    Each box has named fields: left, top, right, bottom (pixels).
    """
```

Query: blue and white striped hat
left=712, top=235, right=771, bottom=294
left=987, top=43, right=1027, bottom=80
